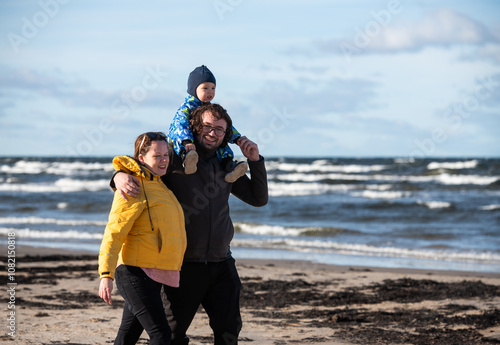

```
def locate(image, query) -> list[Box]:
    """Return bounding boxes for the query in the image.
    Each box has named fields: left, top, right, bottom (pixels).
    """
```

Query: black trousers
left=162, top=258, right=242, bottom=345
left=114, top=265, right=172, bottom=345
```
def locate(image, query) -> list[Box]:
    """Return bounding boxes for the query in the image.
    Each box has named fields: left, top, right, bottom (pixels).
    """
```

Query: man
left=113, top=103, right=268, bottom=344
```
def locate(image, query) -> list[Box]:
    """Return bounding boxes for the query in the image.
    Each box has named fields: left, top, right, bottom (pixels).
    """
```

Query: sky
left=1, top=0, right=499, bottom=158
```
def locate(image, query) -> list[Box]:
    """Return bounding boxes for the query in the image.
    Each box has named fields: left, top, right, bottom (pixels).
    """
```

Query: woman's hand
left=114, top=172, right=141, bottom=200
left=99, top=277, right=114, bottom=305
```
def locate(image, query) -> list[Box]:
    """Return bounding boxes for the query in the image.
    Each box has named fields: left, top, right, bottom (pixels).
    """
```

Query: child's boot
left=182, top=151, right=198, bottom=174
left=224, top=160, right=248, bottom=183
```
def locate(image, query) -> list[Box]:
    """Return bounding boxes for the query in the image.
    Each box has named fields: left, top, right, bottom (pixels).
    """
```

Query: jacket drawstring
left=141, top=175, right=154, bottom=232
left=141, top=174, right=162, bottom=252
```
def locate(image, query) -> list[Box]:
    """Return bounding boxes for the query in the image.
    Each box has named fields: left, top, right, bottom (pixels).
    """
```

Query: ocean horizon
left=1, top=156, right=499, bottom=273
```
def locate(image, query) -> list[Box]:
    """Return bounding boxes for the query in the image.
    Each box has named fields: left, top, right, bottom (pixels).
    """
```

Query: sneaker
left=183, top=151, right=198, bottom=174
left=224, top=161, right=248, bottom=183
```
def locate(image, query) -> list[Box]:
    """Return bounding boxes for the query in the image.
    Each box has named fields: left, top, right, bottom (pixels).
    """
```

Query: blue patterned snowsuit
left=167, top=95, right=241, bottom=161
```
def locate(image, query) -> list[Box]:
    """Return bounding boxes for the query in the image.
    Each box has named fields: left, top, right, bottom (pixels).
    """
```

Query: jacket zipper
left=204, top=161, right=216, bottom=265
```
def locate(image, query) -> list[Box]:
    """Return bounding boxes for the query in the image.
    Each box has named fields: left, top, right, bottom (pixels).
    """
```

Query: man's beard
left=194, top=134, right=218, bottom=155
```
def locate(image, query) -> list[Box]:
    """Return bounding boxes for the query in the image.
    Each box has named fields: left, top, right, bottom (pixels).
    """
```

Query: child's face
left=196, top=82, right=216, bottom=103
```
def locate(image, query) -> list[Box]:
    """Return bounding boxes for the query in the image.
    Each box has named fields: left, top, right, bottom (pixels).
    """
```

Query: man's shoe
left=224, top=161, right=248, bottom=183
left=183, top=151, right=198, bottom=174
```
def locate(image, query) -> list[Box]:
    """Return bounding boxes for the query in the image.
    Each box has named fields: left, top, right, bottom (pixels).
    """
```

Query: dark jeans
left=114, top=265, right=172, bottom=345
left=162, top=258, right=242, bottom=345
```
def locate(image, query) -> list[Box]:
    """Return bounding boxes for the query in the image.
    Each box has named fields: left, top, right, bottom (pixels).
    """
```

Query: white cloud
left=320, top=8, right=499, bottom=57
left=374, top=8, right=493, bottom=50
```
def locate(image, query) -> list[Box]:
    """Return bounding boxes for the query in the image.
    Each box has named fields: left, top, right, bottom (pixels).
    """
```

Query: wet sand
left=1, top=246, right=499, bottom=344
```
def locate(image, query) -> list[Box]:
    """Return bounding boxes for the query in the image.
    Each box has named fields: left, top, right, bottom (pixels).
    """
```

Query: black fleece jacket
left=162, top=151, right=268, bottom=263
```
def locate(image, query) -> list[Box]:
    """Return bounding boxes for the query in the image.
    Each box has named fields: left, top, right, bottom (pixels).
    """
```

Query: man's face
left=196, top=110, right=227, bottom=153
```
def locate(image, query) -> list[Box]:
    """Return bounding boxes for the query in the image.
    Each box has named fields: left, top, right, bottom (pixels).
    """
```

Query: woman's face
left=139, top=140, right=169, bottom=176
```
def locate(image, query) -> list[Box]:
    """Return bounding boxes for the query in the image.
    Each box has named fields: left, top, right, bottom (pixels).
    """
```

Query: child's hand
left=185, top=143, right=196, bottom=152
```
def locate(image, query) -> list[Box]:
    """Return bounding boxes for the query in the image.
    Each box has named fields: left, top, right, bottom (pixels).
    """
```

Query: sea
left=0, top=156, right=499, bottom=273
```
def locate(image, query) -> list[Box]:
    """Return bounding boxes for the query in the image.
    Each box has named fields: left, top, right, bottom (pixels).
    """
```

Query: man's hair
left=190, top=103, right=233, bottom=148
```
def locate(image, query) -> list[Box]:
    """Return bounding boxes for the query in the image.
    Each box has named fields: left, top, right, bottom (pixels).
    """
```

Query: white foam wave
left=0, top=227, right=103, bottom=240
left=394, top=157, right=415, bottom=164
left=373, top=173, right=497, bottom=185
left=365, top=184, right=393, bottom=191
left=272, top=171, right=497, bottom=186
left=268, top=181, right=352, bottom=197
left=237, top=223, right=304, bottom=236
left=479, top=204, right=500, bottom=211
left=427, top=160, right=478, bottom=170
left=236, top=223, right=330, bottom=237
left=231, top=238, right=500, bottom=264
left=57, top=202, right=69, bottom=209
left=267, top=170, right=498, bottom=196
left=0, top=160, right=113, bottom=176
left=266, top=161, right=389, bottom=174
left=272, top=172, right=371, bottom=182
left=352, top=190, right=410, bottom=199
left=269, top=172, right=498, bottom=197
left=432, top=173, right=497, bottom=185
left=0, top=216, right=107, bottom=227
left=418, top=201, right=452, bottom=209
left=0, top=178, right=110, bottom=193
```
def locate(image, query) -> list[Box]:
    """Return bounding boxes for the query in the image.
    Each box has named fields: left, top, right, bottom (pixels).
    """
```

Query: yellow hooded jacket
left=98, top=156, right=186, bottom=280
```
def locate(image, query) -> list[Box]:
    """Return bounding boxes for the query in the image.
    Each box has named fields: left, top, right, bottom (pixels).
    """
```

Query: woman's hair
left=133, top=132, right=171, bottom=159
left=189, top=103, right=233, bottom=148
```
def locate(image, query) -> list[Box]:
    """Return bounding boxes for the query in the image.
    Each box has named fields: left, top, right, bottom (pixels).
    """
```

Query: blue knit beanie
left=187, top=65, right=216, bottom=98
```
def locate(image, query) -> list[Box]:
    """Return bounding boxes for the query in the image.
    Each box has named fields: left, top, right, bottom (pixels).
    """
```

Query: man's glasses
left=139, top=132, right=167, bottom=153
left=201, top=125, right=225, bottom=137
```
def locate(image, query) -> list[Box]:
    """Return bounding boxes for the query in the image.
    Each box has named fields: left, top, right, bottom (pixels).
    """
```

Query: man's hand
left=114, top=172, right=141, bottom=200
left=238, top=136, right=260, bottom=161
left=99, top=277, right=113, bottom=305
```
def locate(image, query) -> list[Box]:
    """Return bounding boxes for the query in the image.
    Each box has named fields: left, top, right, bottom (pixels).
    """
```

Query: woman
left=98, top=132, right=186, bottom=345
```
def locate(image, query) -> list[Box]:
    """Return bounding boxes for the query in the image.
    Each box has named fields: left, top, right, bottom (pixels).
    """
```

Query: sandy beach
left=1, top=246, right=499, bottom=345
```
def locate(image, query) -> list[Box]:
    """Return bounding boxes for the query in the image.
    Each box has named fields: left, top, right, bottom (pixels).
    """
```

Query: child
left=167, top=65, right=248, bottom=183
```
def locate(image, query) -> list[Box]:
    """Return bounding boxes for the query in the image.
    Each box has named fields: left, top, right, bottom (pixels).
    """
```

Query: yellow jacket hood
left=113, top=155, right=153, bottom=179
